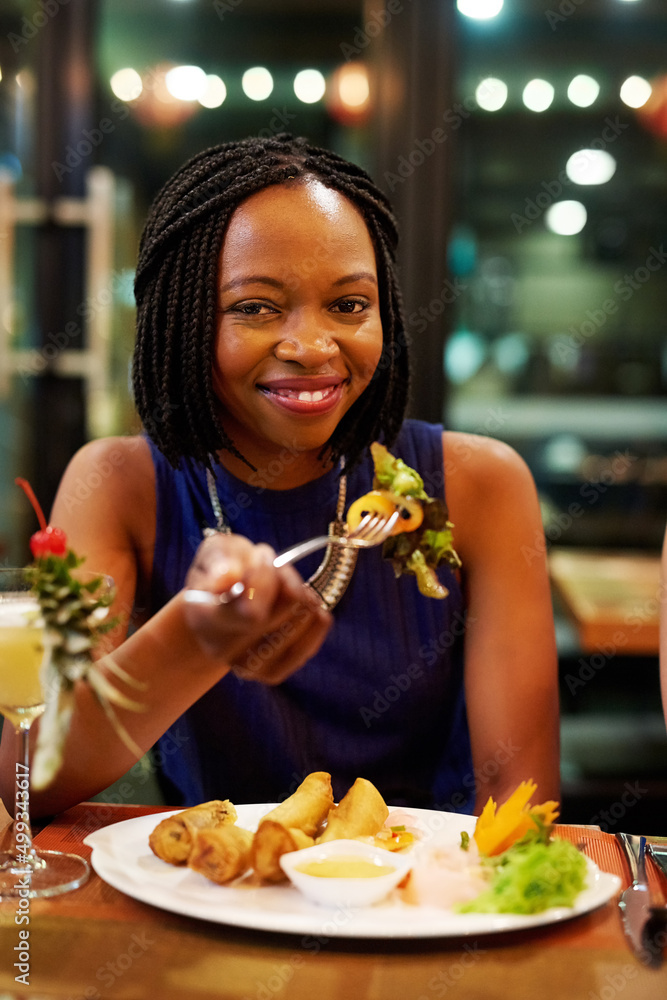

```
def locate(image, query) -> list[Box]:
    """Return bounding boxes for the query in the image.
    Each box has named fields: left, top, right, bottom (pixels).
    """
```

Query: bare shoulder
left=51, top=436, right=154, bottom=545
left=442, top=431, right=541, bottom=556
left=443, top=431, right=535, bottom=497
left=53, top=435, right=152, bottom=505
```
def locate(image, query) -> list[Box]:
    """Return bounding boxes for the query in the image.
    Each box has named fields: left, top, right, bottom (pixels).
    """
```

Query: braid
left=132, top=134, right=410, bottom=470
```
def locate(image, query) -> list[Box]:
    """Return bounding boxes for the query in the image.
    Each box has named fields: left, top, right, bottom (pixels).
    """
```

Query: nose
left=273, top=313, right=340, bottom=367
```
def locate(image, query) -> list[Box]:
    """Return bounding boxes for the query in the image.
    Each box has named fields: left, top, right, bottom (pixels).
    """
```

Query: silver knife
left=616, top=833, right=662, bottom=968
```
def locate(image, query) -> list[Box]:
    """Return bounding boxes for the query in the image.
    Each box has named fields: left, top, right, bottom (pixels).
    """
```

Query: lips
left=257, top=377, right=347, bottom=414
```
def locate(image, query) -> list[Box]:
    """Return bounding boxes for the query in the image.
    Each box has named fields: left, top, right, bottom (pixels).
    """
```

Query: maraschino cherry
left=15, top=478, right=67, bottom=558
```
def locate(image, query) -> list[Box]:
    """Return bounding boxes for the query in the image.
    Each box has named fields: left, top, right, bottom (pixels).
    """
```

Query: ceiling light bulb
left=620, top=75, right=652, bottom=108
left=523, top=79, right=554, bottom=112
left=476, top=77, right=508, bottom=111
left=545, top=201, right=587, bottom=236
left=294, top=69, right=326, bottom=104
left=567, top=74, right=600, bottom=108
left=566, top=149, right=616, bottom=185
left=242, top=67, right=273, bottom=101
left=456, top=0, right=504, bottom=19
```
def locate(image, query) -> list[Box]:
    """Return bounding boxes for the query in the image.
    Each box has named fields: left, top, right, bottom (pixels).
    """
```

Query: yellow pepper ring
left=346, top=490, right=423, bottom=535
left=391, top=494, right=423, bottom=533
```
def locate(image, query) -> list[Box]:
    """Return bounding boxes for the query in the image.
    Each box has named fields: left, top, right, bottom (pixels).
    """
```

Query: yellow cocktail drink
left=0, top=598, right=45, bottom=728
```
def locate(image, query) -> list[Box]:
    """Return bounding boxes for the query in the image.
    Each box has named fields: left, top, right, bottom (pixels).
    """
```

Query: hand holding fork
left=184, top=511, right=399, bottom=607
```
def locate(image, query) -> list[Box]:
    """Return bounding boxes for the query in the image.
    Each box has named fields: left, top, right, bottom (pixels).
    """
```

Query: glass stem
left=12, top=723, right=40, bottom=865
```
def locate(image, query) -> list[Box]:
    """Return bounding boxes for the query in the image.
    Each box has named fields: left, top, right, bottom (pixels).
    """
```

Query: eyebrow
left=332, top=271, right=378, bottom=287
left=219, top=271, right=378, bottom=293
left=219, top=275, right=284, bottom=293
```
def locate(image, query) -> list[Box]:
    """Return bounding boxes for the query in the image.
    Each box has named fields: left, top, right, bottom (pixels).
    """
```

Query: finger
left=187, top=534, right=250, bottom=590
left=229, top=544, right=284, bottom=620
left=187, top=539, right=280, bottom=610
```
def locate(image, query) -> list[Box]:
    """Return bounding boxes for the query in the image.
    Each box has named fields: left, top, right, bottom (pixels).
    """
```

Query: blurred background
left=0, top=0, right=664, bottom=829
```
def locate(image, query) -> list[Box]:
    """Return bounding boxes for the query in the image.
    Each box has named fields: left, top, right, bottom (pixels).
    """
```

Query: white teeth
left=297, top=390, right=325, bottom=402
left=269, top=386, right=336, bottom=402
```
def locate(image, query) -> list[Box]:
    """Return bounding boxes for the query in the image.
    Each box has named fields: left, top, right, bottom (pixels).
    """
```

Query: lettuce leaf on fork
left=370, top=443, right=461, bottom=599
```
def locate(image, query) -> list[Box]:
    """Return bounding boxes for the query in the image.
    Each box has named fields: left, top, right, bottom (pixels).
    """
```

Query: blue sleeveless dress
left=149, top=420, right=473, bottom=812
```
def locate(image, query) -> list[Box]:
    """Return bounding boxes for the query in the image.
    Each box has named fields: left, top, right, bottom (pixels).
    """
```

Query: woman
left=1, top=134, right=559, bottom=817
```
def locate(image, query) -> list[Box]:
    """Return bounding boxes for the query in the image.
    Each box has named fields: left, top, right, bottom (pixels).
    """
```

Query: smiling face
left=212, top=178, right=384, bottom=484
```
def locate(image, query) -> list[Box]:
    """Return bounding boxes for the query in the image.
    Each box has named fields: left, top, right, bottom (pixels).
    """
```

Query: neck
left=215, top=446, right=336, bottom=490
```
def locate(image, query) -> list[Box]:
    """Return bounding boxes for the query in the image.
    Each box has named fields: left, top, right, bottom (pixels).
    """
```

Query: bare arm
left=660, top=525, right=667, bottom=733
left=0, top=437, right=331, bottom=816
left=444, top=432, right=560, bottom=812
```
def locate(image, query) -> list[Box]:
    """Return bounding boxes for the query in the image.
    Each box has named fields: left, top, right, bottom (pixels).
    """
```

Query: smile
left=272, top=386, right=337, bottom=403
left=258, top=382, right=346, bottom=414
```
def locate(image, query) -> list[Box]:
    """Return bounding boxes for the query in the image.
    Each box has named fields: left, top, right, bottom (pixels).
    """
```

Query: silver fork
left=184, top=510, right=399, bottom=606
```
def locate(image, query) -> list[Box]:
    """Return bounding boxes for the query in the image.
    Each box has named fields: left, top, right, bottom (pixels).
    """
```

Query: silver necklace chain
left=204, top=464, right=358, bottom=610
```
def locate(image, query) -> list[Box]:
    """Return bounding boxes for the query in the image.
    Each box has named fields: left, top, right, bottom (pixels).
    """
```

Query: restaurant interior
left=0, top=0, right=665, bottom=834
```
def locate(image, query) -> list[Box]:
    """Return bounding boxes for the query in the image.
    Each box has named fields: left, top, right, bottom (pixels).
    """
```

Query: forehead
left=219, top=178, right=376, bottom=272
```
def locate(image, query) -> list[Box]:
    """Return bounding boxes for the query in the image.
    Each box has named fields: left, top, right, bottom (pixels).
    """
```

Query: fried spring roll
left=148, top=799, right=237, bottom=865
left=250, top=820, right=315, bottom=883
left=317, top=777, right=388, bottom=844
left=188, top=825, right=254, bottom=885
left=259, top=771, right=333, bottom=838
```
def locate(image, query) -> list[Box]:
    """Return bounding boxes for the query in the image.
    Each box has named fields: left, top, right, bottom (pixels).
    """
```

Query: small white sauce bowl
left=279, top=839, right=413, bottom=908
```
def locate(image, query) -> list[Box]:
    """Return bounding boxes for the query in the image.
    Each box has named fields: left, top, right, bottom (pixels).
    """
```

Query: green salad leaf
left=371, top=442, right=427, bottom=499
left=455, top=832, right=587, bottom=915
left=369, top=443, right=461, bottom=599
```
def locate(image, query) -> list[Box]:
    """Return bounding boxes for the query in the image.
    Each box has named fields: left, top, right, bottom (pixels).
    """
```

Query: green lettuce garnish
left=370, top=443, right=461, bottom=599
left=371, top=442, right=427, bottom=499
left=455, top=832, right=587, bottom=915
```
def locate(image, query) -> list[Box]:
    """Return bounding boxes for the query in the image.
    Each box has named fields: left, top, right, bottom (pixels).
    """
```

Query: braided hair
left=133, top=133, right=409, bottom=471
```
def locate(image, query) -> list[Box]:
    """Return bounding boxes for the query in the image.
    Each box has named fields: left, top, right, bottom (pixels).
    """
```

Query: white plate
left=84, top=804, right=621, bottom=939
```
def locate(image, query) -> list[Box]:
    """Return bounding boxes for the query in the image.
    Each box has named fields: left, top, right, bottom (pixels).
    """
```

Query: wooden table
left=549, top=548, right=661, bottom=655
left=1, top=803, right=666, bottom=999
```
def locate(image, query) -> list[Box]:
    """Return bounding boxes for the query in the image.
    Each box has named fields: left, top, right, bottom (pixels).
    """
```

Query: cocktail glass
left=0, top=567, right=111, bottom=898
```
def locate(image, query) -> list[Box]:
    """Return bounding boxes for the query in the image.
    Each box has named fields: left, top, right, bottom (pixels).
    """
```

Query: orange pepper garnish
left=473, top=780, right=560, bottom=857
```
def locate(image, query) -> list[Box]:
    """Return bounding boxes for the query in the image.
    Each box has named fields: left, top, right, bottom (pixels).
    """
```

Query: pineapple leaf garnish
left=16, top=479, right=145, bottom=789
